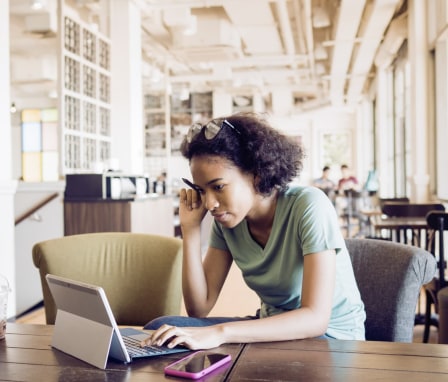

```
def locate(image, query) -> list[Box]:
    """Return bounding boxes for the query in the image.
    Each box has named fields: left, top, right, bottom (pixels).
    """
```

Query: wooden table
left=3, top=324, right=448, bottom=381
left=371, top=216, right=429, bottom=245
left=228, top=339, right=448, bottom=381
left=1, top=324, right=241, bottom=382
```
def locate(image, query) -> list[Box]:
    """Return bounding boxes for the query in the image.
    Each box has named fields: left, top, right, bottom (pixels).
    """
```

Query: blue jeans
left=143, top=315, right=333, bottom=340
left=144, top=315, right=256, bottom=329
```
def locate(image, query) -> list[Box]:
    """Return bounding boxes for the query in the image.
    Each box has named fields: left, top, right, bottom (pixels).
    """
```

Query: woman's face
left=190, top=155, right=257, bottom=228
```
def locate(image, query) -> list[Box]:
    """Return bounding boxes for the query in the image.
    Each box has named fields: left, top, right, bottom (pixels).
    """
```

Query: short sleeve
left=209, top=219, right=229, bottom=251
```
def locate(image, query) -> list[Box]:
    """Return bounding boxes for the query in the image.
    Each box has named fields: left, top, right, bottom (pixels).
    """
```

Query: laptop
left=45, top=274, right=189, bottom=369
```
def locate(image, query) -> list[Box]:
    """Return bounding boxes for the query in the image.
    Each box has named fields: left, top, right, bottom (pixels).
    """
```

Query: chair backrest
left=381, top=202, right=445, bottom=218
left=345, top=238, right=436, bottom=342
left=32, top=232, right=183, bottom=326
left=426, top=211, right=448, bottom=288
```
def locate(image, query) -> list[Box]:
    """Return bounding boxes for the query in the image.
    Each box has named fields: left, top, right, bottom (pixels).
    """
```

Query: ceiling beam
left=169, top=67, right=312, bottom=83
left=301, top=0, right=315, bottom=79
left=275, top=0, right=295, bottom=57
left=346, top=0, right=401, bottom=104
left=329, top=0, right=366, bottom=106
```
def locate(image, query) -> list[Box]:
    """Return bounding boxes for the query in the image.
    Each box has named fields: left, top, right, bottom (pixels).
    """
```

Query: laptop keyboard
left=122, top=335, right=168, bottom=357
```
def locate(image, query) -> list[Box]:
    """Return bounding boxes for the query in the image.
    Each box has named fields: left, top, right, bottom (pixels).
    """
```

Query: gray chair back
left=345, top=238, right=436, bottom=342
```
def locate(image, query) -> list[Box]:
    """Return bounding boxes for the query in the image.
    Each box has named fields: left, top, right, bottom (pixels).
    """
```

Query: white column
left=355, top=98, right=374, bottom=184
left=408, top=0, right=430, bottom=202
left=0, top=0, right=17, bottom=317
left=375, top=70, right=393, bottom=197
left=110, top=0, right=143, bottom=174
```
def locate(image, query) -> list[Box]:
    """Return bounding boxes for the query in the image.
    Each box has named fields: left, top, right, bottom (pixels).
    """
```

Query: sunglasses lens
left=187, top=119, right=233, bottom=143
left=204, top=120, right=222, bottom=140
left=187, top=123, right=203, bottom=143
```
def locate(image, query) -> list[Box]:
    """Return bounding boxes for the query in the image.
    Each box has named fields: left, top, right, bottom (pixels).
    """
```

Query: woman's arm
left=147, top=250, right=336, bottom=349
left=179, top=187, right=233, bottom=317
left=182, top=244, right=233, bottom=317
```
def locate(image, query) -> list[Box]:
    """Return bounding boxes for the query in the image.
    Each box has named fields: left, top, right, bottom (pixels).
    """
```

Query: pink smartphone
left=164, top=351, right=232, bottom=379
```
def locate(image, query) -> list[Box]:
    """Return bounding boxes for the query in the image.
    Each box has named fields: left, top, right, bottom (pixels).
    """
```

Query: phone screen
left=169, top=353, right=229, bottom=373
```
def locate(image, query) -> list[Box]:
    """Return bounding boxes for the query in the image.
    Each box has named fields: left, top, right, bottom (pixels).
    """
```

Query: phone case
left=164, top=351, right=232, bottom=379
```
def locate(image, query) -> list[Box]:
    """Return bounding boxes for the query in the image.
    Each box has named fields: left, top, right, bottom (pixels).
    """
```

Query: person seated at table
left=313, top=166, right=336, bottom=202
left=142, top=113, right=366, bottom=350
left=338, top=164, right=360, bottom=192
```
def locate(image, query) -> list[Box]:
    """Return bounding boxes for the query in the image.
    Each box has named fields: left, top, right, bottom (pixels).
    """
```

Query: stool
left=438, top=287, right=448, bottom=344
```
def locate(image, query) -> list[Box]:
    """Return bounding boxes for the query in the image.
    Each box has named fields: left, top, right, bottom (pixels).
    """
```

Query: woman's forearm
left=218, top=307, right=329, bottom=344
left=181, top=226, right=210, bottom=316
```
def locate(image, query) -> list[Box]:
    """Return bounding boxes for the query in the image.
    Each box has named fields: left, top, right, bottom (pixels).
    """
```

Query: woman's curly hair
left=180, top=112, right=305, bottom=195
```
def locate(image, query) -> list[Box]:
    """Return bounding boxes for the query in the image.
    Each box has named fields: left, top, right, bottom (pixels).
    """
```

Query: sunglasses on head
left=186, top=118, right=240, bottom=143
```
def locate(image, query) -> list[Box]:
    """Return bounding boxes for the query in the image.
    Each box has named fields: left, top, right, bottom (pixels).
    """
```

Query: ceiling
left=9, top=0, right=408, bottom=111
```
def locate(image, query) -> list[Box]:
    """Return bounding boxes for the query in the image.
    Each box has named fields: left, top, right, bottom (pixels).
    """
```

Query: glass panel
left=98, top=38, right=110, bottom=70
left=99, top=73, right=110, bottom=103
left=41, top=108, right=58, bottom=122
left=65, top=134, right=81, bottom=169
left=65, top=95, right=80, bottom=131
left=42, top=122, right=58, bottom=151
left=321, top=132, right=351, bottom=168
left=82, top=137, right=96, bottom=169
left=83, top=101, right=96, bottom=133
left=83, top=65, right=96, bottom=98
left=22, top=153, right=42, bottom=182
left=22, top=122, right=42, bottom=152
left=42, top=152, right=59, bottom=181
left=62, top=15, right=110, bottom=173
left=83, top=29, right=96, bottom=63
left=21, top=109, right=41, bottom=122
left=65, top=56, right=80, bottom=92
left=99, top=107, right=110, bottom=136
left=64, top=17, right=80, bottom=55
left=99, top=140, right=110, bottom=162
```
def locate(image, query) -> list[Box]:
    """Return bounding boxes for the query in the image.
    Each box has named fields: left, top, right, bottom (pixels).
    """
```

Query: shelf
left=143, top=91, right=213, bottom=157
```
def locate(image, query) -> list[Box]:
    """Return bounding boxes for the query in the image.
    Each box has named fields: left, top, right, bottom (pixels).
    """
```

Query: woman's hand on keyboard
left=140, top=324, right=224, bottom=350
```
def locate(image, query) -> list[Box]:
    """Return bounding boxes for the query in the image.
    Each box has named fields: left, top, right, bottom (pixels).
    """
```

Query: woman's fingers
left=180, top=188, right=201, bottom=210
left=140, top=324, right=198, bottom=350
left=140, top=324, right=178, bottom=346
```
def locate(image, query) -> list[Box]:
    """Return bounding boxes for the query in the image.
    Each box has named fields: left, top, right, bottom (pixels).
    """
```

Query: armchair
left=32, top=232, right=183, bottom=326
left=345, top=238, right=436, bottom=342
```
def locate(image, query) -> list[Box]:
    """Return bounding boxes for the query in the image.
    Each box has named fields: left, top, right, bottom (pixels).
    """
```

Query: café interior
left=2, top=0, right=448, bottom=372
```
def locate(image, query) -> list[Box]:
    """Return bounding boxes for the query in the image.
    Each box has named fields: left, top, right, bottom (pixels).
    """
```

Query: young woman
left=142, top=113, right=365, bottom=350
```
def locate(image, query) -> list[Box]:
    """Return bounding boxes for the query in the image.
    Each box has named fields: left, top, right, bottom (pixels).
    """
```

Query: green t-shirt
left=209, top=186, right=366, bottom=340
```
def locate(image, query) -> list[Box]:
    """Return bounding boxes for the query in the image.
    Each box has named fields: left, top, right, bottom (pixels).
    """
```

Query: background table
left=371, top=216, right=428, bottom=245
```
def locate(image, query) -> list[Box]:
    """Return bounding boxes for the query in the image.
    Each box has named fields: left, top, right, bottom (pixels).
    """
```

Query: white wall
left=269, top=106, right=358, bottom=187
left=14, top=181, right=65, bottom=317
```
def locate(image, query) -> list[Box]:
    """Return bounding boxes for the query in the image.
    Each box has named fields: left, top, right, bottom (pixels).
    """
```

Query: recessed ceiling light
left=32, top=0, right=44, bottom=10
